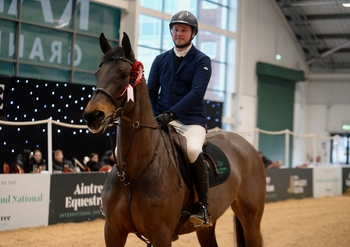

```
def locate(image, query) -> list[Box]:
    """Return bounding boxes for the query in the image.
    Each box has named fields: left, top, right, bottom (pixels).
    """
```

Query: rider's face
left=171, top=24, right=193, bottom=47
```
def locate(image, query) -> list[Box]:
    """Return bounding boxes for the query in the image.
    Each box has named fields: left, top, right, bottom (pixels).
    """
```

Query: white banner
left=0, top=174, right=50, bottom=231
left=313, top=167, right=342, bottom=198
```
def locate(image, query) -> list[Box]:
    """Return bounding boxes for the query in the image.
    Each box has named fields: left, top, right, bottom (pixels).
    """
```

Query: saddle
left=168, top=125, right=230, bottom=188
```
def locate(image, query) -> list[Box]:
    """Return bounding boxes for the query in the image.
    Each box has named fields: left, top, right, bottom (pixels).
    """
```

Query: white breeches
left=170, top=120, right=206, bottom=163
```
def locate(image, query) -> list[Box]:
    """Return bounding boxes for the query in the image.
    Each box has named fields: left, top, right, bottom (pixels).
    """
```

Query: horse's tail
left=234, top=215, right=245, bottom=247
left=234, top=215, right=264, bottom=247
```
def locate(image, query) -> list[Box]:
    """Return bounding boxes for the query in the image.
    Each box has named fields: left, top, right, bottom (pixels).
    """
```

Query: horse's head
left=83, top=32, right=143, bottom=134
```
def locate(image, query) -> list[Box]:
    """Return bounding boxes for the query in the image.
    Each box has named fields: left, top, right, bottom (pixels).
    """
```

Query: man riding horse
left=147, top=10, right=212, bottom=227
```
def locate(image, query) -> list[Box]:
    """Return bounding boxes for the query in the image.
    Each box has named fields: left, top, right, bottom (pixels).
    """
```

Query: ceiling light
left=343, top=3, right=350, bottom=7
left=342, top=124, right=350, bottom=130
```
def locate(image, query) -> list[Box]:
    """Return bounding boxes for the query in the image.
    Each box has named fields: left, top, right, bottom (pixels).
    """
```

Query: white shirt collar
left=173, top=43, right=192, bottom=57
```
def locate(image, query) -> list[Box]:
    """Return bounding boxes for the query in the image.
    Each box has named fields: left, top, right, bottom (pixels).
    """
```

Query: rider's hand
left=156, top=111, right=175, bottom=130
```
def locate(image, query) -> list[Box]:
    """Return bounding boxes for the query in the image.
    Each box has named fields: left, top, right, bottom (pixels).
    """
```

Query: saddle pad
left=178, top=142, right=231, bottom=189
left=204, top=142, right=231, bottom=188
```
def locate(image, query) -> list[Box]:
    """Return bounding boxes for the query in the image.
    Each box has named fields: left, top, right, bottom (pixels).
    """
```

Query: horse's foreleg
left=195, top=223, right=218, bottom=247
left=104, top=221, right=128, bottom=247
left=151, top=233, right=172, bottom=247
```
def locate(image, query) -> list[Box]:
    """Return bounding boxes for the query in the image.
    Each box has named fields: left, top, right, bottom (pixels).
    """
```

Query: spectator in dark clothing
left=258, top=151, right=282, bottom=169
left=12, top=149, right=31, bottom=173
left=86, top=152, right=101, bottom=171
left=99, top=150, right=115, bottom=166
left=53, top=149, right=74, bottom=171
left=29, top=149, right=47, bottom=172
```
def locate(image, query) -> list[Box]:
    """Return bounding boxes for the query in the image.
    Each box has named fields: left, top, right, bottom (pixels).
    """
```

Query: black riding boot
left=189, top=153, right=213, bottom=227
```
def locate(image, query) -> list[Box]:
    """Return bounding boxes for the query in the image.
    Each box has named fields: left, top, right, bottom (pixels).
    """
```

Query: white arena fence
left=0, top=119, right=89, bottom=173
left=210, top=127, right=342, bottom=168
left=0, top=119, right=343, bottom=171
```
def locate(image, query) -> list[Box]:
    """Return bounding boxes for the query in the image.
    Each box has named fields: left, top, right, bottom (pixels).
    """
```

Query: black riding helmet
left=169, top=10, right=198, bottom=48
left=169, top=10, right=198, bottom=35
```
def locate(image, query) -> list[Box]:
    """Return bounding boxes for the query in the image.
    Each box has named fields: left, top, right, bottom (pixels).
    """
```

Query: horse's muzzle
left=83, top=110, right=110, bottom=134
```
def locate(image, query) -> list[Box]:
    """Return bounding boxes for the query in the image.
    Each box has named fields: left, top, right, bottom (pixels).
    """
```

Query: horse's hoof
left=171, top=234, right=179, bottom=241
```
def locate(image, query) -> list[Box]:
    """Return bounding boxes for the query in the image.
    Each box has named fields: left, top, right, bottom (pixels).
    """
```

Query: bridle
left=94, top=57, right=136, bottom=113
left=93, top=56, right=160, bottom=184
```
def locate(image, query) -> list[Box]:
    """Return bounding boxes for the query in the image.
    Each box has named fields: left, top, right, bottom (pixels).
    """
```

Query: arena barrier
left=1, top=167, right=349, bottom=231
left=266, top=166, right=343, bottom=202
left=48, top=173, right=109, bottom=225
left=0, top=172, right=107, bottom=231
left=0, top=173, right=51, bottom=231
left=0, top=119, right=344, bottom=169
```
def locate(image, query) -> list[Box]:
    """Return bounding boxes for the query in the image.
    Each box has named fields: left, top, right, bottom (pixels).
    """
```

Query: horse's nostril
left=94, top=110, right=105, bottom=121
left=83, top=110, right=105, bottom=123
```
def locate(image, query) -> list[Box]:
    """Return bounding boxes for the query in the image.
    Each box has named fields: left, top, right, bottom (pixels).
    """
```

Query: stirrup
left=189, top=203, right=213, bottom=227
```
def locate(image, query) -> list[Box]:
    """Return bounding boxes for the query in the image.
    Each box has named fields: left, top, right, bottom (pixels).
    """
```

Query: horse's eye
left=120, top=72, right=129, bottom=80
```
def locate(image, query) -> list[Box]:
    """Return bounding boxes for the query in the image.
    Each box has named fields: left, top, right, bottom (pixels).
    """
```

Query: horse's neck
left=117, top=82, right=158, bottom=166
left=121, top=81, right=155, bottom=127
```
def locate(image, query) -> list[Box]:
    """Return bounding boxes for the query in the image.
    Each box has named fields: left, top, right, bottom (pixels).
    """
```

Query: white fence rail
left=1, top=120, right=343, bottom=171
left=0, top=119, right=89, bottom=173
left=210, top=127, right=341, bottom=168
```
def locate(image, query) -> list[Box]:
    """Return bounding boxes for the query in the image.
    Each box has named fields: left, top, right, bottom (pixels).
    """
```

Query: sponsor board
left=313, top=167, right=342, bottom=198
left=0, top=174, right=50, bottom=231
left=265, top=168, right=313, bottom=202
left=49, top=173, right=108, bottom=224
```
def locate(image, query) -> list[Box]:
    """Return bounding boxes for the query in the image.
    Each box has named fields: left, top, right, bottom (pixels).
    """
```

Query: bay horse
left=83, top=32, right=266, bottom=247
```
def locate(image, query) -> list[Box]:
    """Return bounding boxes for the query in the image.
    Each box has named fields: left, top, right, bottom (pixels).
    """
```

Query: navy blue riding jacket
left=147, top=45, right=212, bottom=128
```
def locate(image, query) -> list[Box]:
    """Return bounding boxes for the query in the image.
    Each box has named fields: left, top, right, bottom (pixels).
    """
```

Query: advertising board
left=265, top=168, right=313, bottom=202
left=313, top=167, right=342, bottom=198
left=0, top=174, right=50, bottom=230
left=49, top=173, right=108, bottom=224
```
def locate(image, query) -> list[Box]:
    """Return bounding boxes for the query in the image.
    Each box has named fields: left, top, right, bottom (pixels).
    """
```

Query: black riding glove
left=156, top=111, right=175, bottom=130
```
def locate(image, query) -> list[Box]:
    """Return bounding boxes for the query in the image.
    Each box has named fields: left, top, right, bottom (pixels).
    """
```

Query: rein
left=120, top=126, right=161, bottom=186
left=113, top=119, right=160, bottom=186
left=111, top=111, right=160, bottom=247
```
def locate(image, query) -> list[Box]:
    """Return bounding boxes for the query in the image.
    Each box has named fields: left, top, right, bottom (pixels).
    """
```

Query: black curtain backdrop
left=0, top=75, right=222, bottom=171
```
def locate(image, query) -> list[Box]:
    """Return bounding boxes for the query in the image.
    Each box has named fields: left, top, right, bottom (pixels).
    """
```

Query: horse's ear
left=121, top=32, right=136, bottom=61
left=99, top=33, right=112, bottom=54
